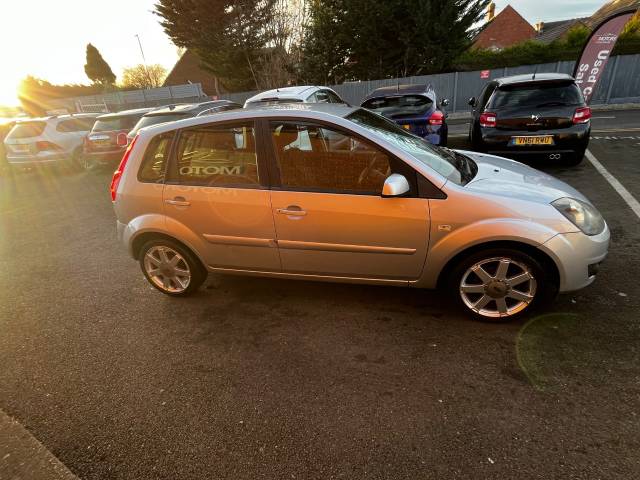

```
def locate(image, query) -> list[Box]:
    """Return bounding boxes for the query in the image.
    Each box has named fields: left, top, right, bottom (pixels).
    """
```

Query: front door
left=267, top=120, right=429, bottom=280
left=163, top=121, right=280, bottom=271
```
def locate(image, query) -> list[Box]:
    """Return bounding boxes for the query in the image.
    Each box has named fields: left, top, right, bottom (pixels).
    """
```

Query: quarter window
left=138, top=132, right=173, bottom=183
left=270, top=121, right=391, bottom=194
left=174, top=123, right=259, bottom=187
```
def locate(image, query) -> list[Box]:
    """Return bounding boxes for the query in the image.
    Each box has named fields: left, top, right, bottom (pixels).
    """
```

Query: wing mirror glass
left=382, top=174, right=410, bottom=198
left=468, top=97, right=477, bottom=107
left=440, top=98, right=450, bottom=107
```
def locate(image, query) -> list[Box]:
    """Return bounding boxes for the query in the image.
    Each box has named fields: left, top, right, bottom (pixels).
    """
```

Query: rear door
left=266, top=119, right=429, bottom=280
left=163, top=120, right=281, bottom=272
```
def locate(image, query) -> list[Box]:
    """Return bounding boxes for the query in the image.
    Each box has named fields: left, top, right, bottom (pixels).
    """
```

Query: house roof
left=535, top=18, right=589, bottom=44
left=473, top=5, right=538, bottom=50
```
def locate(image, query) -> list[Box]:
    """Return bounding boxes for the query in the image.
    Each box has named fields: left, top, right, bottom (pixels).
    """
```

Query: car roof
left=245, top=86, right=325, bottom=104
left=495, top=73, right=576, bottom=86
left=139, top=103, right=359, bottom=135
left=96, top=107, right=156, bottom=120
left=143, top=100, right=237, bottom=117
left=365, top=84, right=433, bottom=98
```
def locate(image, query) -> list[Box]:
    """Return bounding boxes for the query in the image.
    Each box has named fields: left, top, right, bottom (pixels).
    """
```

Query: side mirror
left=382, top=174, right=410, bottom=198
left=468, top=97, right=477, bottom=107
left=440, top=98, right=450, bottom=107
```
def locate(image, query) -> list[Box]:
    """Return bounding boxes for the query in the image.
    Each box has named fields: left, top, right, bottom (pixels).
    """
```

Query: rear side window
left=362, top=95, right=433, bottom=117
left=56, top=118, right=95, bottom=133
left=489, top=83, right=583, bottom=109
left=8, top=121, right=46, bottom=139
left=138, top=132, right=173, bottom=183
left=93, top=116, right=139, bottom=132
left=173, top=123, right=259, bottom=187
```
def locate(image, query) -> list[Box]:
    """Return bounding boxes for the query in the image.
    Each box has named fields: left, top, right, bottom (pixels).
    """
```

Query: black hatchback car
left=468, top=73, right=591, bottom=165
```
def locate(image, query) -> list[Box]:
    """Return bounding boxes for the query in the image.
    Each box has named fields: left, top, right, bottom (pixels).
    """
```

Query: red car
left=83, top=108, right=154, bottom=168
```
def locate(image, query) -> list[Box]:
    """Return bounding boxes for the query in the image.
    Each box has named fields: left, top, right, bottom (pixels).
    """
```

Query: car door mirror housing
left=440, top=98, right=450, bottom=107
left=382, top=174, right=410, bottom=198
left=468, top=97, right=477, bottom=107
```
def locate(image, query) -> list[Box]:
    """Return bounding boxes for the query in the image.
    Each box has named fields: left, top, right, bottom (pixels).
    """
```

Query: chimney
left=535, top=21, right=545, bottom=33
left=486, top=2, right=496, bottom=22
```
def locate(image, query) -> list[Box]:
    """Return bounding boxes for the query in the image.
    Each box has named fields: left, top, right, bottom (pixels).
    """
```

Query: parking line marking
left=592, top=116, right=616, bottom=119
left=586, top=149, right=640, bottom=219
left=592, top=127, right=640, bottom=133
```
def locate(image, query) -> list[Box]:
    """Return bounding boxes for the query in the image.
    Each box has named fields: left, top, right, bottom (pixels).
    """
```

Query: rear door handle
left=165, top=197, right=191, bottom=207
left=277, top=207, right=306, bottom=216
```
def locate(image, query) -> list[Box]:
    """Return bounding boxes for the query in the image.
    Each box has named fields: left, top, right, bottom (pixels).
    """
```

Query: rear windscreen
left=8, top=121, right=46, bottom=139
left=362, top=95, right=433, bottom=117
left=92, top=116, right=140, bottom=132
left=489, top=83, right=583, bottom=109
left=130, top=113, right=188, bottom=135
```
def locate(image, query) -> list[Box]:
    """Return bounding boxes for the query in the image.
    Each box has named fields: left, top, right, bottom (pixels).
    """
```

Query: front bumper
left=541, top=224, right=610, bottom=292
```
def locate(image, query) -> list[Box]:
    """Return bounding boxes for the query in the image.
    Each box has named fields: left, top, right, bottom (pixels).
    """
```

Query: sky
left=0, top=0, right=613, bottom=106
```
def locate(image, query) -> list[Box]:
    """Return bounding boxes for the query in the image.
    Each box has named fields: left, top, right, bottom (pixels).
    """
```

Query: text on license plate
left=512, top=136, right=554, bottom=146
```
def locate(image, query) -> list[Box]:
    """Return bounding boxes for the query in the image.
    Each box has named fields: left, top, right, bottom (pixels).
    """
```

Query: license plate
left=402, top=124, right=411, bottom=130
left=512, top=136, right=554, bottom=146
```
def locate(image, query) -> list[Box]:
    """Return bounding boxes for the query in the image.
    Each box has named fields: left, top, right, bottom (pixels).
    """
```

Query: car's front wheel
left=448, top=248, right=556, bottom=321
left=139, top=239, right=207, bottom=296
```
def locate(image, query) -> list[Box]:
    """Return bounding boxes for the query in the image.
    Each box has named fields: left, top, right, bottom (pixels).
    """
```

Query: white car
left=244, top=86, right=345, bottom=108
left=4, top=114, right=99, bottom=170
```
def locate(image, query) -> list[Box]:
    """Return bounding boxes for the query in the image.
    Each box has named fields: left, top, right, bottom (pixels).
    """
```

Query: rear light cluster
left=36, top=141, right=62, bottom=151
left=573, top=107, right=592, bottom=124
left=116, top=132, right=129, bottom=147
left=480, top=112, right=497, bottom=128
left=110, top=135, right=138, bottom=202
left=428, top=110, right=444, bottom=126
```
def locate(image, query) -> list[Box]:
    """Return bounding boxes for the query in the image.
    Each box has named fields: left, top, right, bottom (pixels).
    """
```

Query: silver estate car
left=112, top=104, right=609, bottom=321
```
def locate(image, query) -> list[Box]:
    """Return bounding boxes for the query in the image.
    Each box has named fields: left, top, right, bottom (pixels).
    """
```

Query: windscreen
left=92, top=115, right=140, bottom=132
left=347, top=109, right=472, bottom=185
left=362, top=95, right=433, bottom=117
left=130, top=113, right=188, bottom=135
left=8, top=121, right=46, bottom=139
left=489, top=82, right=583, bottom=109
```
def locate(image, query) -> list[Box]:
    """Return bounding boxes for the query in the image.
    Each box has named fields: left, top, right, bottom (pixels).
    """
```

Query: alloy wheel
left=143, top=246, right=192, bottom=294
left=459, top=257, right=537, bottom=318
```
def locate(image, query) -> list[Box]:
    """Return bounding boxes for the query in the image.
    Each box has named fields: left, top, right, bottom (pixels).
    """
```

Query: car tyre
left=139, top=238, right=207, bottom=297
left=447, top=248, right=557, bottom=322
left=564, top=149, right=586, bottom=166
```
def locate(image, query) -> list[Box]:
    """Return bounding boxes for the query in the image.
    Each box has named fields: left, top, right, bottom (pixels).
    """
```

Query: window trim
left=264, top=117, right=425, bottom=197
left=137, top=131, right=176, bottom=184
left=165, top=119, right=268, bottom=190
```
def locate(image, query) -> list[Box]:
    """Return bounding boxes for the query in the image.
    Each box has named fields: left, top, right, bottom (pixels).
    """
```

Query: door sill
left=208, top=266, right=410, bottom=287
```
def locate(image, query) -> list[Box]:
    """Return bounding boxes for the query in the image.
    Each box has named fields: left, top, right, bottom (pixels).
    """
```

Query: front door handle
left=277, top=206, right=307, bottom=216
left=165, top=196, right=191, bottom=207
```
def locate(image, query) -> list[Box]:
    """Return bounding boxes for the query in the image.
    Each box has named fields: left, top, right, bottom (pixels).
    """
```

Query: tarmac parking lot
left=1, top=110, right=639, bottom=479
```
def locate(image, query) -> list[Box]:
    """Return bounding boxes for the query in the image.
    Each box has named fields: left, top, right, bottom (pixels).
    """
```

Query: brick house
left=163, top=50, right=222, bottom=97
left=472, top=4, right=537, bottom=50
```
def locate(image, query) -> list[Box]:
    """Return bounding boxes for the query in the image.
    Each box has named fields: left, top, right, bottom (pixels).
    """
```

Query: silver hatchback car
left=112, top=104, right=609, bottom=321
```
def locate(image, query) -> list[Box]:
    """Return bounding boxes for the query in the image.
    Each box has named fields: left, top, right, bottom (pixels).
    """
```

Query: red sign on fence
left=480, top=70, right=490, bottom=79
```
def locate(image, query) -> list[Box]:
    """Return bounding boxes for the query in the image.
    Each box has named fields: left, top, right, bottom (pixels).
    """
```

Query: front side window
left=270, top=121, right=391, bottom=194
left=174, top=123, right=259, bottom=187
left=138, top=132, right=173, bottom=183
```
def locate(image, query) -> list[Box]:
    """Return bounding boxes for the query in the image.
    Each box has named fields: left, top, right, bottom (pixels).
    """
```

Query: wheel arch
left=435, top=240, right=560, bottom=290
left=131, top=231, right=207, bottom=271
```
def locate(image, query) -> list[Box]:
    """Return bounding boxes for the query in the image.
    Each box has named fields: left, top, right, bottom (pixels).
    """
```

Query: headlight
left=552, top=197, right=605, bottom=235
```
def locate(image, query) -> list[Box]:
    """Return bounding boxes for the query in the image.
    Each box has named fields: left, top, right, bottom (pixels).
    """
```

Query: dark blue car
left=361, top=84, right=449, bottom=146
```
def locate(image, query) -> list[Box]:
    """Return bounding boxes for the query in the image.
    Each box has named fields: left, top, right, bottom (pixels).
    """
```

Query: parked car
left=244, top=86, right=345, bottom=107
left=468, top=73, right=591, bottom=165
left=361, top=84, right=449, bottom=146
left=4, top=114, right=100, bottom=171
left=0, top=118, right=19, bottom=173
left=128, top=100, right=242, bottom=139
left=111, top=104, right=608, bottom=321
left=84, top=108, right=154, bottom=168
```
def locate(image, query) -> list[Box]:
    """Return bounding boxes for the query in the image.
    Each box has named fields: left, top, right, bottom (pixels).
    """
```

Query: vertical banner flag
left=573, top=8, right=637, bottom=104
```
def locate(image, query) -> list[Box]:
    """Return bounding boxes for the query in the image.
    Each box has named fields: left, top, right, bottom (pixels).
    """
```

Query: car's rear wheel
left=139, top=239, right=207, bottom=296
left=448, top=248, right=556, bottom=321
